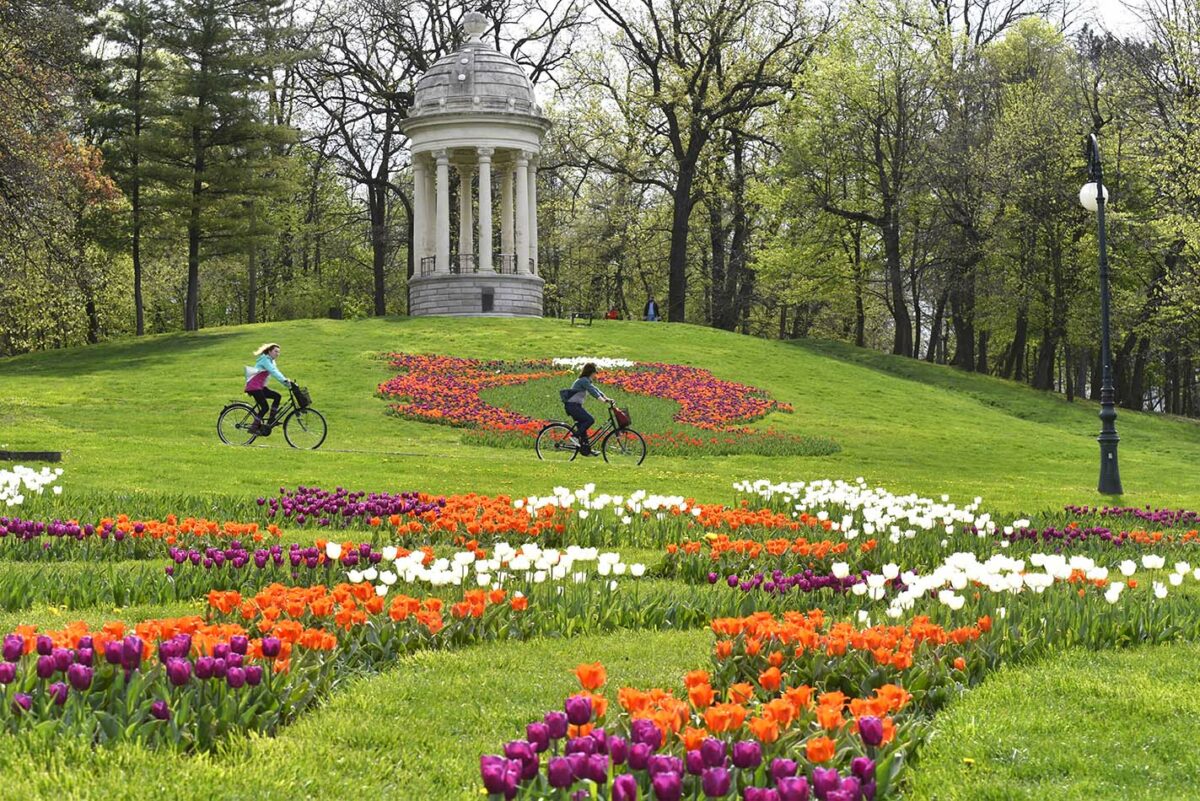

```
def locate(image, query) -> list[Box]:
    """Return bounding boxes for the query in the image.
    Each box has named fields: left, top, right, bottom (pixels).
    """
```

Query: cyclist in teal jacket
left=244, top=343, right=292, bottom=433
left=561, top=362, right=613, bottom=457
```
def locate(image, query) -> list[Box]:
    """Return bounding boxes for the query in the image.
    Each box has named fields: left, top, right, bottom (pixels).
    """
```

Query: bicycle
left=217, top=383, right=328, bottom=449
left=535, top=402, right=646, bottom=465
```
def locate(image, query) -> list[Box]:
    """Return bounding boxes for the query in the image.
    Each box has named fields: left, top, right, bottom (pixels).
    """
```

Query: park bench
left=569, top=311, right=594, bottom=326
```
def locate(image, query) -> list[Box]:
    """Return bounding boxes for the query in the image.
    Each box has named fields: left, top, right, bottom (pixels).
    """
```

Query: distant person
left=643, top=296, right=660, bottom=321
left=559, top=362, right=614, bottom=457
left=244, top=343, right=292, bottom=434
left=605, top=307, right=620, bottom=320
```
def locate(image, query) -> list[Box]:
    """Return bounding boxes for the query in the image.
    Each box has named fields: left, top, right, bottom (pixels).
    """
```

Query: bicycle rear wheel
left=284, top=408, right=327, bottom=449
left=535, top=423, right=579, bottom=462
left=217, top=403, right=259, bottom=446
left=602, top=428, right=646, bottom=466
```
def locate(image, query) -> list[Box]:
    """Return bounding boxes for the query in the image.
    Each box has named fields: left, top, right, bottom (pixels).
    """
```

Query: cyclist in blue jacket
left=561, top=362, right=613, bottom=457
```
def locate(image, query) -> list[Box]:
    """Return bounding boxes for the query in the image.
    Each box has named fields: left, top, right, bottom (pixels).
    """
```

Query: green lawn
left=2, top=316, right=1198, bottom=513
left=0, top=629, right=711, bottom=800
left=4, top=316, right=1200, bottom=799
left=909, top=643, right=1200, bottom=800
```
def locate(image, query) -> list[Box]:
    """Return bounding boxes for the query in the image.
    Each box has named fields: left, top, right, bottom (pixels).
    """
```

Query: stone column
left=477, top=148, right=493, bottom=273
left=423, top=167, right=435, bottom=265
left=434, top=150, right=450, bottom=273
left=527, top=156, right=539, bottom=275
left=412, top=157, right=427, bottom=266
left=500, top=163, right=514, bottom=270
left=515, top=151, right=530, bottom=274
left=458, top=164, right=474, bottom=271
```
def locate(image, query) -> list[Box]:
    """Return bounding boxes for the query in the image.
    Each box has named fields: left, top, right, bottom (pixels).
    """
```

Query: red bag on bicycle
left=613, top=406, right=631, bottom=429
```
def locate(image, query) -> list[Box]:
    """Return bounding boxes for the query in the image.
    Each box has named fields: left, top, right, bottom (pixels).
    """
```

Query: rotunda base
left=408, top=272, right=544, bottom=317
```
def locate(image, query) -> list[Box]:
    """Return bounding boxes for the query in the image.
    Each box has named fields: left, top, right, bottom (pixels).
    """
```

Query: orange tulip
left=805, top=736, right=837, bottom=763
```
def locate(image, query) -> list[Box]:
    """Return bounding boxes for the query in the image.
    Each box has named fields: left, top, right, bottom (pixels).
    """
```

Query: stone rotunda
left=402, top=12, right=550, bottom=317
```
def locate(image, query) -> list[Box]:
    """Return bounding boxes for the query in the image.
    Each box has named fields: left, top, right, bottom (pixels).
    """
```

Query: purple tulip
left=612, top=773, right=639, bottom=801
left=686, top=749, right=705, bottom=775
left=194, top=656, right=215, bottom=679
left=651, top=771, right=682, bottom=801
left=839, top=777, right=861, bottom=800
left=504, top=741, right=538, bottom=781
left=647, top=755, right=684, bottom=778
left=245, top=665, right=264, bottom=686
left=47, top=681, right=68, bottom=705
left=702, top=767, right=731, bottom=797
left=850, top=757, right=875, bottom=783
left=862, top=782, right=876, bottom=801
left=165, top=658, right=192, bottom=687
left=631, top=718, right=663, bottom=749
left=480, top=755, right=509, bottom=794
left=565, top=694, right=592, bottom=726
left=628, top=742, right=652, bottom=771
left=566, top=753, right=588, bottom=781
left=213, top=643, right=230, bottom=661
left=701, top=738, right=726, bottom=768
left=776, top=776, right=810, bottom=801
left=732, top=740, right=762, bottom=769
left=525, top=722, right=550, bottom=753
left=547, top=756, right=574, bottom=789
left=858, top=716, right=884, bottom=747
left=566, top=737, right=595, bottom=756
left=1, top=634, right=22, bottom=663
left=745, top=790, right=781, bottom=801
left=261, top=636, right=282, bottom=658
left=825, top=792, right=854, bottom=801
left=229, top=635, right=248, bottom=655
left=121, top=635, right=143, bottom=670
left=608, top=735, right=629, bottom=765
left=545, top=710, right=569, bottom=739
left=67, top=663, right=93, bottom=691
left=212, top=658, right=227, bottom=679
left=12, top=692, right=31, bottom=713
left=36, top=634, right=53, bottom=656
left=771, top=758, right=798, bottom=783
left=0, top=662, right=15, bottom=684
left=586, top=753, right=609, bottom=784
left=36, top=655, right=56, bottom=679
left=226, top=652, right=243, bottom=668
left=52, top=648, right=72, bottom=672
left=813, top=767, right=841, bottom=799
left=226, top=666, right=246, bottom=688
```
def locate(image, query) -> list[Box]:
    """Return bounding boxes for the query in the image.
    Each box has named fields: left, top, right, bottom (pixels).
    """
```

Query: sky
left=1088, top=0, right=1148, bottom=37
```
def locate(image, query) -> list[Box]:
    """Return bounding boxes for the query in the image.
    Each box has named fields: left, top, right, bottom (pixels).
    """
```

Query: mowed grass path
left=2, top=316, right=1199, bottom=512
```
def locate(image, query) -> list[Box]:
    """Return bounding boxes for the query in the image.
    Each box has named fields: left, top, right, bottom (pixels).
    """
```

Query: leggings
left=247, top=388, right=281, bottom=422
left=564, top=402, right=594, bottom=447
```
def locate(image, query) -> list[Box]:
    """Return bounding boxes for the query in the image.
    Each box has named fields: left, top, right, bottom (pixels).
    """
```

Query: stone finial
left=463, top=11, right=489, bottom=42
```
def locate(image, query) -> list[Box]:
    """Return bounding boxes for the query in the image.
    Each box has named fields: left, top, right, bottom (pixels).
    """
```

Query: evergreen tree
left=153, top=0, right=296, bottom=330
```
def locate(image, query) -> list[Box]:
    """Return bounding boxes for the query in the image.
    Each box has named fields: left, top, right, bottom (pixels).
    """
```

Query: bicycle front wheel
left=284, top=408, right=327, bottom=449
left=602, top=429, right=646, bottom=466
left=535, top=423, right=579, bottom=462
left=217, top=403, right=259, bottom=446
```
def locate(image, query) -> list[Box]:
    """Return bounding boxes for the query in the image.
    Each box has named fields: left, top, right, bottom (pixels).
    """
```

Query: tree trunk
left=1064, top=344, right=1074, bottom=402
left=708, top=199, right=730, bottom=329
left=185, top=140, right=204, bottom=332
left=882, top=212, right=912, bottom=356
left=1002, top=306, right=1028, bottom=380
left=369, top=183, right=387, bottom=316
left=925, top=289, right=948, bottom=362
left=949, top=273, right=975, bottom=371
left=132, top=177, right=144, bottom=336
left=976, top=330, right=989, bottom=374
left=667, top=159, right=697, bottom=322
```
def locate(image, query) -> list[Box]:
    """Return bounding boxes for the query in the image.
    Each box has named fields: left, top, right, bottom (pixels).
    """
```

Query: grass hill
left=2, top=315, right=1199, bottom=512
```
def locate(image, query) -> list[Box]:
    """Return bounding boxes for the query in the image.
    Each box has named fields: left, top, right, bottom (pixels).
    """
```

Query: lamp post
left=1080, top=133, right=1122, bottom=495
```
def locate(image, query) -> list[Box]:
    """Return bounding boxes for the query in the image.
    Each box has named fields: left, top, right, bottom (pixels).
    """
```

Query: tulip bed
left=377, top=354, right=838, bottom=457
left=6, top=471, right=1200, bottom=799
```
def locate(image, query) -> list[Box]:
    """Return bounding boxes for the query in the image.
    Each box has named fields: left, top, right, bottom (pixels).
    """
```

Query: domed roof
left=410, top=13, right=541, bottom=119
